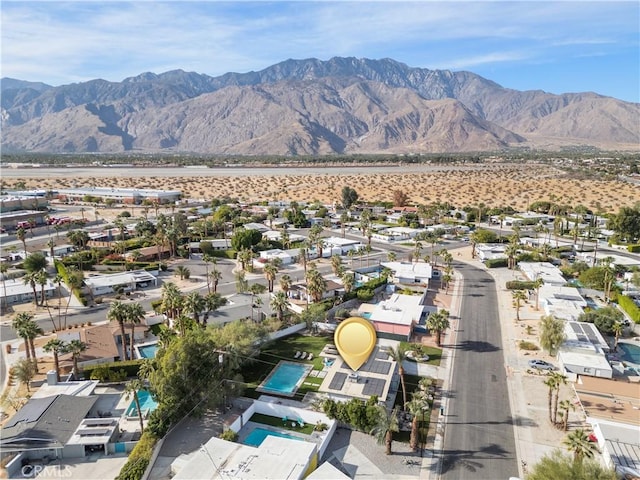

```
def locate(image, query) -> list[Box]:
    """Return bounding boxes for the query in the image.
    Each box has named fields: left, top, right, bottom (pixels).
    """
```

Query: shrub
left=628, top=244, right=640, bottom=253
left=84, top=359, right=145, bottom=381
left=356, top=289, right=374, bottom=301
left=506, top=280, right=536, bottom=290
left=618, top=295, right=640, bottom=323
left=220, top=430, right=238, bottom=442
left=519, top=340, right=539, bottom=351
left=151, top=299, right=163, bottom=313
left=115, top=431, right=158, bottom=480
left=485, top=258, right=508, bottom=268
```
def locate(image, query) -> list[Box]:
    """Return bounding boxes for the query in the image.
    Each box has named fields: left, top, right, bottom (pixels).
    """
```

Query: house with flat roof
left=364, top=293, right=428, bottom=340
left=519, top=262, right=567, bottom=286
left=558, top=342, right=613, bottom=379
left=381, top=261, right=432, bottom=287
left=587, top=419, right=640, bottom=478
left=0, top=277, right=55, bottom=306
left=258, top=249, right=294, bottom=265
left=539, top=285, right=587, bottom=321
left=323, top=236, right=362, bottom=255
left=84, top=270, right=157, bottom=296
left=172, top=435, right=317, bottom=480
left=475, top=243, right=507, bottom=261
left=57, top=187, right=181, bottom=205
left=574, top=376, right=640, bottom=426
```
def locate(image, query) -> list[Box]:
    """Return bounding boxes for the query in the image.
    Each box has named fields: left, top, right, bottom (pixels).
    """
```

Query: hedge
left=506, top=280, right=536, bottom=290
left=485, top=258, right=508, bottom=268
left=627, top=245, right=640, bottom=253
left=617, top=295, right=640, bottom=323
left=82, top=359, right=145, bottom=380
left=115, top=431, right=158, bottom=480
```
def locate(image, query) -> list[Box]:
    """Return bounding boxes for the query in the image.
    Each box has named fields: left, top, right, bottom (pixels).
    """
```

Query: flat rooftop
left=574, top=376, right=640, bottom=426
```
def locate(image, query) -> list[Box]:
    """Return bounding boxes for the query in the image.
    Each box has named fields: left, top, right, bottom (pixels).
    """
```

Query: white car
left=528, top=359, right=554, bottom=370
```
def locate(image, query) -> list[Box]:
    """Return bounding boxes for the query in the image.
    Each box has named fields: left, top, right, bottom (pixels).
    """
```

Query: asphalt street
left=439, top=261, right=518, bottom=480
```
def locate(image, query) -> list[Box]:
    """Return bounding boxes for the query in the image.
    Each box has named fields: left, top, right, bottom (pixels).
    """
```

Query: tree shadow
left=450, top=340, right=500, bottom=352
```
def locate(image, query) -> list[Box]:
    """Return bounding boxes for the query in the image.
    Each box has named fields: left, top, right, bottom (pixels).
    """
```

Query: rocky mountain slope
left=2, top=57, right=638, bottom=154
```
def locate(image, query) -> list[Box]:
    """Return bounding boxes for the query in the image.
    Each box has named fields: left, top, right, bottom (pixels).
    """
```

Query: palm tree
left=405, top=394, right=428, bottom=452
left=175, top=265, right=190, bottom=280
left=426, top=310, right=450, bottom=347
left=108, top=300, right=130, bottom=361
left=263, top=262, right=278, bottom=293
left=505, top=241, right=519, bottom=270
left=340, top=211, right=349, bottom=238
left=563, top=428, right=596, bottom=464
left=512, top=290, right=527, bottom=321
left=331, top=254, right=343, bottom=276
left=387, top=345, right=409, bottom=406
left=370, top=406, right=400, bottom=455
left=160, top=282, right=184, bottom=320
left=16, top=226, right=28, bottom=253
left=270, top=291, right=290, bottom=322
left=543, top=374, right=559, bottom=424
left=23, top=270, right=40, bottom=306
left=209, top=269, right=222, bottom=294
left=203, top=292, right=227, bottom=324
left=387, top=251, right=397, bottom=262
left=43, top=338, right=67, bottom=382
left=183, top=291, right=206, bottom=325
left=0, top=263, right=8, bottom=312
left=342, top=271, right=355, bottom=294
left=62, top=267, right=84, bottom=329
left=612, top=321, right=623, bottom=352
left=558, top=399, right=575, bottom=431
left=125, top=302, right=146, bottom=360
left=551, top=372, right=567, bottom=425
left=22, top=318, right=43, bottom=370
left=279, top=274, right=292, bottom=296
left=12, top=312, right=34, bottom=363
left=124, top=379, right=146, bottom=433
left=305, top=266, right=327, bottom=303
left=533, top=277, right=544, bottom=311
left=36, top=270, right=49, bottom=306
left=66, top=339, right=87, bottom=378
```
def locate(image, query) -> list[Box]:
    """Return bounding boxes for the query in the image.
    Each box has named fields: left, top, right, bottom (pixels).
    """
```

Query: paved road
left=440, top=261, right=519, bottom=480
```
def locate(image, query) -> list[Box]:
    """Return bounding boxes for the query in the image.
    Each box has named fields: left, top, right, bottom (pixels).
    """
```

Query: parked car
left=528, top=359, right=555, bottom=370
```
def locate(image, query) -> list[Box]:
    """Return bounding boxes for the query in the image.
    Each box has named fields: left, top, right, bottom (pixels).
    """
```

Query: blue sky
left=2, top=1, right=639, bottom=102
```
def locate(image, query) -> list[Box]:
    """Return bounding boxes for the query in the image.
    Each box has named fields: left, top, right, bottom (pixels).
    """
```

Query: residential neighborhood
left=1, top=187, right=639, bottom=480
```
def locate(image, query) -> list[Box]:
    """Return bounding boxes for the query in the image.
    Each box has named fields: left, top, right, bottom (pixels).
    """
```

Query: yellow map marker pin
left=334, top=317, right=377, bottom=371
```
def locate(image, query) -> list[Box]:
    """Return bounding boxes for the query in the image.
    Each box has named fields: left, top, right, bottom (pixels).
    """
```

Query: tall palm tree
left=505, top=241, right=519, bottom=270
left=331, top=254, right=343, bottom=276
left=12, top=312, right=34, bottom=363
left=543, top=374, right=560, bottom=424
left=370, top=406, right=400, bottom=455
left=183, top=291, right=206, bottom=325
left=512, top=290, right=527, bottom=321
left=0, top=263, right=8, bottom=313
left=426, top=310, right=450, bottom=347
left=387, top=345, right=409, bottom=406
left=305, top=267, right=327, bottom=303
left=341, top=271, right=355, bottom=294
left=551, top=372, right=568, bottom=425
left=124, top=379, right=146, bottom=433
left=563, top=428, right=596, bottom=464
left=405, top=393, right=428, bottom=452
left=126, top=302, right=146, bottom=360
left=533, top=277, right=544, bottom=311
left=279, top=274, right=292, bottom=296
left=160, top=282, right=183, bottom=320
left=66, top=339, right=87, bottom=378
left=36, top=270, right=49, bottom=306
left=558, top=399, right=575, bottom=432
left=270, top=291, right=290, bottom=322
left=612, top=321, right=623, bottom=352
left=16, top=227, right=28, bottom=254
left=22, top=318, right=43, bottom=370
left=43, top=338, right=67, bottom=382
left=209, top=269, right=222, bottom=294
left=108, top=300, right=130, bottom=361
left=62, top=267, right=84, bottom=330
left=203, top=292, right=227, bottom=324
left=263, top=263, right=278, bottom=293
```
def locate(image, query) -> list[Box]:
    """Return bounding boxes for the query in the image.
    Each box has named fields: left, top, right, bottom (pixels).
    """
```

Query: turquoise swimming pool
left=242, top=427, right=304, bottom=447
left=126, top=389, right=158, bottom=417
left=136, top=342, right=158, bottom=359
left=257, top=361, right=311, bottom=397
left=618, top=342, right=640, bottom=367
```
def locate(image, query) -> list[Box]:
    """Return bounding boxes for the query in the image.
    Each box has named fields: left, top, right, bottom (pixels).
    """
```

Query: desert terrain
left=2, top=163, right=638, bottom=212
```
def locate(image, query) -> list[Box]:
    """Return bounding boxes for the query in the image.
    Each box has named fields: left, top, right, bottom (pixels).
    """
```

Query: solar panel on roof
left=3, top=396, right=55, bottom=429
left=362, top=378, right=385, bottom=397
left=329, top=372, right=347, bottom=390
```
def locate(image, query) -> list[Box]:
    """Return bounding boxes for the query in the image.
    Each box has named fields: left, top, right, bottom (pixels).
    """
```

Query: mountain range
left=1, top=57, right=638, bottom=155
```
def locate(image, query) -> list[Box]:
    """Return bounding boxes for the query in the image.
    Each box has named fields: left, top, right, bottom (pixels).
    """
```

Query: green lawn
left=248, top=413, right=315, bottom=435
left=239, top=334, right=331, bottom=398
left=400, top=342, right=442, bottom=366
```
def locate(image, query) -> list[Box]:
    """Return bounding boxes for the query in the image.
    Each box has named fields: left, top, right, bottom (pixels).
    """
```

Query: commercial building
left=56, top=187, right=181, bottom=205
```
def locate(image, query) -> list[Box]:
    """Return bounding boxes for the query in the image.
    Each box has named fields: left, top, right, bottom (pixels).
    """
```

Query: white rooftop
left=324, top=236, right=361, bottom=247
left=31, top=379, right=99, bottom=399
left=370, top=293, right=424, bottom=326
left=172, top=435, right=316, bottom=480
left=1, top=278, right=55, bottom=298
left=306, top=461, right=350, bottom=480
left=381, top=261, right=432, bottom=280
left=564, top=321, right=609, bottom=351
left=84, top=270, right=156, bottom=288
left=519, top=262, right=567, bottom=286
left=558, top=343, right=612, bottom=373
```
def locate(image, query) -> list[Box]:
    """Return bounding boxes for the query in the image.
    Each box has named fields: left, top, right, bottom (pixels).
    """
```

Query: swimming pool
left=136, top=342, right=158, bottom=359
left=618, top=342, right=640, bottom=367
left=242, top=427, right=304, bottom=447
left=360, top=312, right=372, bottom=319
left=256, top=361, right=312, bottom=397
left=125, top=389, right=158, bottom=417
